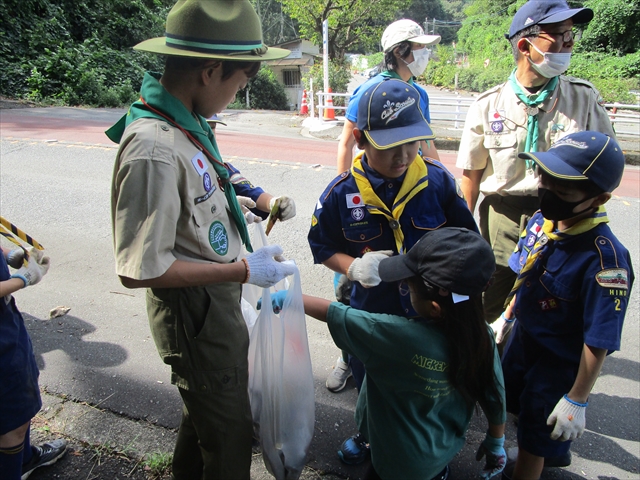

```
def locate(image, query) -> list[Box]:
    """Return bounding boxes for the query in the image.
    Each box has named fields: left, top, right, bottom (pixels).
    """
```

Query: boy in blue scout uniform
left=308, top=78, right=477, bottom=464
left=0, top=246, right=68, bottom=479
left=268, top=228, right=507, bottom=480
left=495, top=131, right=634, bottom=480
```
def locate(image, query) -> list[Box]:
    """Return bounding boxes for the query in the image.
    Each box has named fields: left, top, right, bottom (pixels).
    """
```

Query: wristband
left=240, top=258, right=250, bottom=284
left=501, top=312, right=515, bottom=323
left=564, top=394, right=588, bottom=408
left=10, top=273, right=28, bottom=288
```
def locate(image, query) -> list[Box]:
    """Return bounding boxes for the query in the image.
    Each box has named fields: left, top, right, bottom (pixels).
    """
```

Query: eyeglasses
left=534, top=29, right=577, bottom=43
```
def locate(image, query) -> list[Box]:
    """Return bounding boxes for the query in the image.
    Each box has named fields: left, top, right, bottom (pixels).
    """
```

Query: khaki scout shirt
left=111, top=118, right=242, bottom=280
left=456, top=75, right=615, bottom=197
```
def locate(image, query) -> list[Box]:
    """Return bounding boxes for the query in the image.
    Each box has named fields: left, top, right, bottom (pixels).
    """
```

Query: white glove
left=269, top=195, right=296, bottom=221
left=244, top=245, right=296, bottom=288
left=547, top=394, right=587, bottom=441
left=10, top=248, right=50, bottom=287
left=237, top=196, right=262, bottom=224
left=491, top=312, right=516, bottom=344
left=346, top=250, right=393, bottom=287
left=7, top=248, right=25, bottom=269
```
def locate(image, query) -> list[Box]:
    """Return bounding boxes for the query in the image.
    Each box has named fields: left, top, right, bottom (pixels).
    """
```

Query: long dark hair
left=417, top=280, right=503, bottom=408
left=383, top=41, right=412, bottom=72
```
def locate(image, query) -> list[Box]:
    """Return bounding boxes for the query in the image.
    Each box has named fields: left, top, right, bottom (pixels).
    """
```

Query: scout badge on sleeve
left=265, top=197, right=281, bottom=236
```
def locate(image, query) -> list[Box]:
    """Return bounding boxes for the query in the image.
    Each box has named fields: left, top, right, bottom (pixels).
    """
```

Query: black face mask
left=538, top=188, right=594, bottom=221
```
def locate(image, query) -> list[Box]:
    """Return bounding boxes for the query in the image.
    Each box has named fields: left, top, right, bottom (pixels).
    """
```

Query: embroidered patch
left=351, top=207, right=365, bottom=221
left=208, top=221, right=228, bottom=256
left=346, top=193, right=363, bottom=208
left=381, top=96, right=415, bottom=125
left=191, top=152, right=208, bottom=176
left=489, top=110, right=505, bottom=122
left=203, top=172, right=213, bottom=192
left=538, top=298, right=559, bottom=311
left=490, top=121, right=504, bottom=133
left=311, top=215, right=318, bottom=227
left=596, top=268, right=628, bottom=290
left=361, top=246, right=373, bottom=255
left=526, top=234, right=536, bottom=247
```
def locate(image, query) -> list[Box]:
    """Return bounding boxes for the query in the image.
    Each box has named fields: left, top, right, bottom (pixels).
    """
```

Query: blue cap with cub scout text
left=518, top=131, right=625, bottom=193
left=507, top=0, right=593, bottom=39
left=356, top=78, right=434, bottom=150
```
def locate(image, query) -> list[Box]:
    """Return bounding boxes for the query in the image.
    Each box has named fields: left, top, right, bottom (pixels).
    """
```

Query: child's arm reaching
left=547, top=343, right=607, bottom=441
left=258, top=290, right=331, bottom=322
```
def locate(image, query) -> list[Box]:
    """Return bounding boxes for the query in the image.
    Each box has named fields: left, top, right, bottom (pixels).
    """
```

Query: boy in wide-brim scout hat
left=107, top=1, right=297, bottom=479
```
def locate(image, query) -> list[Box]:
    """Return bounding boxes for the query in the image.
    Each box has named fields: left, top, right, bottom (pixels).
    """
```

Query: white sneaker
left=326, top=357, right=352, bottom=392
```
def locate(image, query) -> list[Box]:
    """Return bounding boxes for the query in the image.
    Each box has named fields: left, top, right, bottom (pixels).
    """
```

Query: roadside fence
left=313, top=91, right=639, bottom=140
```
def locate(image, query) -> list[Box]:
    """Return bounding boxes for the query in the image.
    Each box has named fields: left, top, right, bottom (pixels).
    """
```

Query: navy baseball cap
left=356, top=78, right=434, bottom=150
left=507, top=0, right=593, bottom=39
left=519, top=131, right=625, bottom=193
left=379, top=228, right=495, bottom=297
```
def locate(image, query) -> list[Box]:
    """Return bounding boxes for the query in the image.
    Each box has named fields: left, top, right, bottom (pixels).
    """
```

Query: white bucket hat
left=381, top=19, right=441, bottom=52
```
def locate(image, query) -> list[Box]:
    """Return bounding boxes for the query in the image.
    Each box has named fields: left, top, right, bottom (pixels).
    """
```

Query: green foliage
left=578, top=0, right=640, bottom=55
left=302, top=59, right=352, bottom=106
left=236, top=67, right=290, bottom=110
left=143, top=452, right=173, bottom=479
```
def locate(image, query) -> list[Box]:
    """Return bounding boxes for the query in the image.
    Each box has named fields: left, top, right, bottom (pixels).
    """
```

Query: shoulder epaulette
left=423, top=157, right=456, bottom=180
left=323, top=170, right=352, bottom=202
left=475, top=82, right=508, bottom=101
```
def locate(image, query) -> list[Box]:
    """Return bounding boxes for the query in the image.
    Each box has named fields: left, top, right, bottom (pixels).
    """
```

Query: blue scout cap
left=507, top=0, right=593, bottom=39
left=356, top=78, right=434, bottom=150
left=378, top=228, right=495, bottom=297
left=519, top=131, right=625, bottom=193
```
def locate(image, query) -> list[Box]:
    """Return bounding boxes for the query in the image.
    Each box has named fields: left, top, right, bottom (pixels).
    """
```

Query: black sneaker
left=21, top=439, right=68, bottom=479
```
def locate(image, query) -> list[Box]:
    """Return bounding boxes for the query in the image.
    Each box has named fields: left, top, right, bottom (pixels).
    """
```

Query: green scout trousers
left=146, top=282, right=253, bottom=480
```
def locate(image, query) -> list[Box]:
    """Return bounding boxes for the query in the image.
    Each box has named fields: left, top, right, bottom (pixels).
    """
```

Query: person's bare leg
left=512, top=447, right=543, bottom=480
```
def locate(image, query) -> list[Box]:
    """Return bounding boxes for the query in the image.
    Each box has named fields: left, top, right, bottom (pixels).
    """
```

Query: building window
left=283, top=70, right=301, bottom=88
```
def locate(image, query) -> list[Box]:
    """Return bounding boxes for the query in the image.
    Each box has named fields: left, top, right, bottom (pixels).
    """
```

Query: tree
left=399, top=0, right=460, bottom=44
left=281, top=0, right=411, bottom=60
left=251, top=0, right=299, bottom=46
left=577, top=0, right=640, bottom=55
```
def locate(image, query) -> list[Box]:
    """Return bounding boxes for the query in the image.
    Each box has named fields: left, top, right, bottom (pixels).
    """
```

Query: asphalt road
left=0, top=108, right=639, bottom=479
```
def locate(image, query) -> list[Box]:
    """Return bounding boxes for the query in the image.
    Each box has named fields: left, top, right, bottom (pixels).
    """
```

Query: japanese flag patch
left=346, top=193, right=363, bottom=209
left=191, top=151, right=208, bottom=176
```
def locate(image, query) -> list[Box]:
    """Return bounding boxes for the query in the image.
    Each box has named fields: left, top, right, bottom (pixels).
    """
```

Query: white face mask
left=403, top=48, right=430, bottom=77
left=526, top=39, right=571, bottom=78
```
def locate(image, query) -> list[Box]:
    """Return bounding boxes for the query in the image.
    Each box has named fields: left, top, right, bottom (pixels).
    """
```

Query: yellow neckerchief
left=351, top=152, right=428, bottom=253
left=505, top=206, right=609, bottom=307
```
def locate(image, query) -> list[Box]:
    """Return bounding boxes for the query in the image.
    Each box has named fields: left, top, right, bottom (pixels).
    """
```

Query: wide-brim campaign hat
left=518, top=131, right=625, bottom=193
left=134, top=0, right=290, bottom=61
left=379, top=228, right=495, bottom=297
left=357, top=78, right=434, bottom=150
left=381, top=19, right=441, bottom=52
left=508, top=0, right=593, bottom=38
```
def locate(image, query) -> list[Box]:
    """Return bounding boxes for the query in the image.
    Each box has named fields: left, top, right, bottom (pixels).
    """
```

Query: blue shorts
left=502, top=323, right=578, bottom=458
left=0, top=306, right=42, bottom=435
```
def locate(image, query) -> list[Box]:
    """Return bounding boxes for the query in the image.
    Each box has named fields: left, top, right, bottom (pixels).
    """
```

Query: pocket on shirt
left=539, top=249, right=578, bottom=301
left=342, top=224, right=383, bottom=243
left=483, top=132, right=517, bottom=150
left=191, top=200, right=227, bottom=257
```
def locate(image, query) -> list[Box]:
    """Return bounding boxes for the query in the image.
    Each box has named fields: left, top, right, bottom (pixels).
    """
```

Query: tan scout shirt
left=111, top=118, right=242, bottom=280
left=456, top=76, right=614, bottom=197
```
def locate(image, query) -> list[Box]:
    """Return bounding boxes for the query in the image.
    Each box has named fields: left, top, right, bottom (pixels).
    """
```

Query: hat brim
left=364, top=122, right=435, bottom=150
left=518, top=151, right=588, bottom=181
left=379, top=254, right=416, bottom=283
left=134, top=38, right=290, bottom=61
left=408, top=34, right=441, bottom=46
left=539, top=7, right=594, bottom=26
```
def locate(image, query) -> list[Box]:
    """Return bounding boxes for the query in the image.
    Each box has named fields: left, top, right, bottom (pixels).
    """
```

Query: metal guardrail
left=314, top=91, right=640, bottom=140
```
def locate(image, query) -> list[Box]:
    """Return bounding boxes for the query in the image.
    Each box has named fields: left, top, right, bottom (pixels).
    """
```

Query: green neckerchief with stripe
left=106, top=72, right=252, bottom=252
left=505, top=206, right=609, bottom=307
left=350, top=152, right=428, bottom=254
left=508, top=69, right=559, bottom=169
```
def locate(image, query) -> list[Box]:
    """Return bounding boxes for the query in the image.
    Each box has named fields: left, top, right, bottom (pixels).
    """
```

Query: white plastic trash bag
left=247, top=260, right=315, bottom=480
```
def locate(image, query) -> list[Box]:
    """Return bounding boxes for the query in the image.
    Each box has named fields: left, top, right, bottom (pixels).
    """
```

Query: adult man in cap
left=456, top=0, right=615, bottom=326
left=106, top=1, right=296, bottom=478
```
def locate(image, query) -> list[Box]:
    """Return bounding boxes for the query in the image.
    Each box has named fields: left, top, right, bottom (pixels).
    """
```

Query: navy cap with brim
left=518, top=151, right=589, bottom=181
left=540, top=7, right=593, bottom=26
left=365, top=122, right=435, bottom=150
left=506, top=0, right=594, bottom=39
left=379, top=254, right=416, bottom=283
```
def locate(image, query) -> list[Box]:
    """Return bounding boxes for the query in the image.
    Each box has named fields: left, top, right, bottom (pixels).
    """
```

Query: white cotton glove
left=10, top=248, right=50, bottom=287
left=269, top=195, right=296, bottom=221
left=491, top=312, right=516, bottom=344
left=346, top=250, right=393, bottom=287
left=237, top=196, right=262, bottom=224
left=244, top=245, right=296, bottom=288
left=7, top=248, right=25, bottom=269
left=547, top=394, right=587, bottom=441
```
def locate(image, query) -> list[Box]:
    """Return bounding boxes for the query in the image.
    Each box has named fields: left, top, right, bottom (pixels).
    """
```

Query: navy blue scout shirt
left=308, top=157, right=477, bottom=317
left=226, top=163, right=267, bottom=220
left=509, top=211, right=634, bottom=364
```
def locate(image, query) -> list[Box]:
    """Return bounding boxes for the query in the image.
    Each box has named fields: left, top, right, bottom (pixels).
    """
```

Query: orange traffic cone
left=299, top=89, right=309, bottom=115
left=323, top=87, right=335, bottom=120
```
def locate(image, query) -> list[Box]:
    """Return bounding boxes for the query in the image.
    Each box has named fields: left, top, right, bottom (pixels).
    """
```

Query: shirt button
left=525, top=281, right=531, bottom=287
left=360, top=234, right=366, bottom=240
left=211, top=205, right=217, bottom=214
left=200, top=385, right=207, bottom=391
left=161, top=125, right=169, bottom=132
left=222, top=375, right=230, bottom=384
left=388, top=183, right=394, bottom=189
left=405, top=308, right=409, bottom=313
left=389, top=220, right=399, bottom=230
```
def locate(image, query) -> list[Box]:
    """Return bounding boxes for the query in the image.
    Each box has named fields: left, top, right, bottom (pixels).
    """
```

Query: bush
left=302, top=59, right=351, bottom=106
left=236, top=66, right=289, bottom=110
